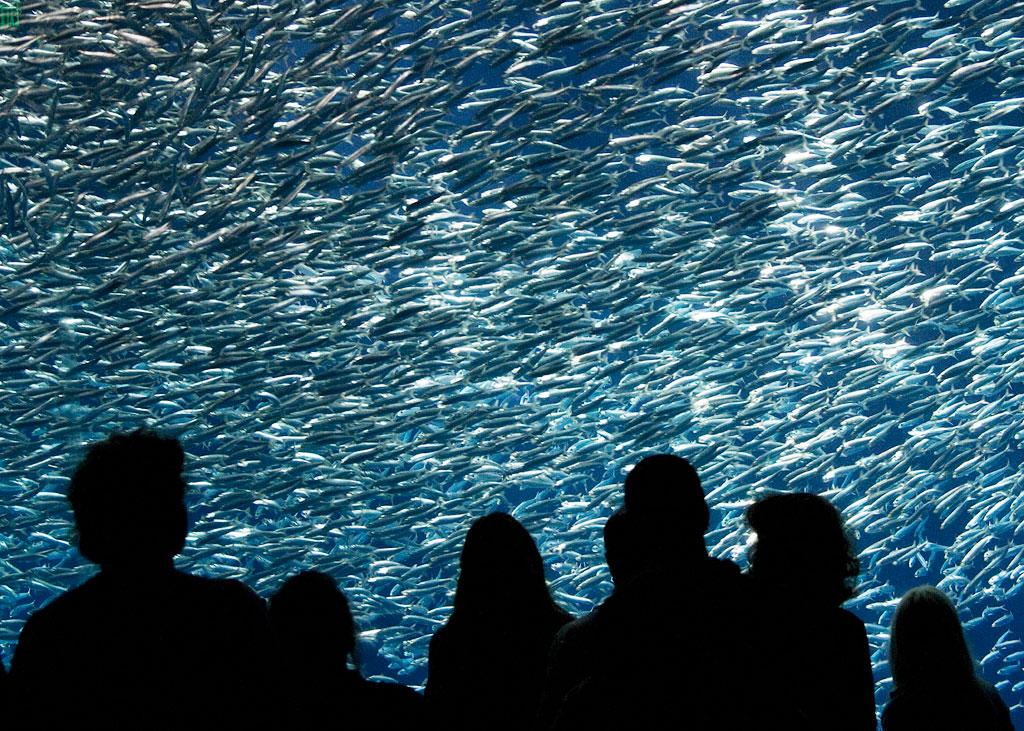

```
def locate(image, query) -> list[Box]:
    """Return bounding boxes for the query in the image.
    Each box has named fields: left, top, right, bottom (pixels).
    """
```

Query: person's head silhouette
left=270, top=570, right=357, bottom=673
left=619, top=454, right=709, bottom=566
left=68, top=427, right=187, bottom=569
left=889, top=585, right=975, bottom=689
left=453, top=511, right=555, bottom=621
left=624, top=453, right=708, bottom=528
left=745, top=492, right=859, bottom=606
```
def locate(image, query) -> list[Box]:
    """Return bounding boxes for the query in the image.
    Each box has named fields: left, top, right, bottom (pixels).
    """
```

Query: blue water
left=1, top=0, right=1022, bottom=723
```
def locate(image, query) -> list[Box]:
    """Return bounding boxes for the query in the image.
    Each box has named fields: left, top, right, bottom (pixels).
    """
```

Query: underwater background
left=1, top=0, right=1023, bottom=722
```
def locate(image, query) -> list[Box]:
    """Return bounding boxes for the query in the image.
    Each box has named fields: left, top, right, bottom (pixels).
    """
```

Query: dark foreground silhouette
left=746, top=492, right=877, bottom=731
left=544, top=454, right=759, bottom=731
left=8, top=433, right=1019, bottom=730
left=269, top=570, right=424, bottom=730
left=882, top=585, right=1014, bottom=731
left=537, top=506, right=633, bottom=730
left=427, top=511, right=572, bottom=731
left=10, top=429, right=274, bottom=729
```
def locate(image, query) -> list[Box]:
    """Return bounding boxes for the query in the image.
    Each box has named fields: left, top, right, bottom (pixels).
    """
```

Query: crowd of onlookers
left=0, top=428, right=1015, bottom=729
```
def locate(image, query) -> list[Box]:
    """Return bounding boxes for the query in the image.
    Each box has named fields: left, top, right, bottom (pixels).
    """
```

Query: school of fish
left=1, top=0, right=1023, bottom=717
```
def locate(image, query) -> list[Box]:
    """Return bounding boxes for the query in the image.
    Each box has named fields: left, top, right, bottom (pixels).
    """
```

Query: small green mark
left=0, top=0, right=19, bottom=27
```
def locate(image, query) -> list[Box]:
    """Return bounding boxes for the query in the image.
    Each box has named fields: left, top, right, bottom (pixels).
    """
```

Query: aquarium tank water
left=1, top=0, right=1022, bottom=723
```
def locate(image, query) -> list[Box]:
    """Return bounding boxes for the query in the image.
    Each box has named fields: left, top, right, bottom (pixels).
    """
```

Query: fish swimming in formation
left=1, top=0, right=1023, bottom=718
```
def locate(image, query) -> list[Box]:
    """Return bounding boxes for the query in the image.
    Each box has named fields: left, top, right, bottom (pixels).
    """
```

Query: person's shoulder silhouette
left=269, top=569, right=424, bottom=730
left=882, top=585, right=1014, bottom=731
left=10, top=428, right=273, bottom=729
left=746, top=492, right=876, bottom=731
left=427, top=511, right=571, bottom=731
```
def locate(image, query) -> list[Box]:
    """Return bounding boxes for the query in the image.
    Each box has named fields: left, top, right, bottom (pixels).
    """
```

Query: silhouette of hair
left=67, top=427, right=187, bottom=567
left=623, top=454, right=709, bottom=535
left=745, top=492, right=859, bottom=605
left=270, top=570, right=358, bottom=671
left=889, top=585, right=975, bottom=689
left=452, top=512, right=559, bottom=621
left=431, top=512, right=570, bottom=731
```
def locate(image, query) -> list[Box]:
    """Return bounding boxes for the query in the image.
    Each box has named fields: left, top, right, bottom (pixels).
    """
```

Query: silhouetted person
left=544, top=454, right=756, bottom=731
left=537, top=506, right=635, bottom=729
left=10, top=428, right=274, bottom=729
left=746, top=492, right=876, bottom=731
left=269, top=570, right=424, bottom=729
left=426, top=511, right=572, bottom=731
left=882, top=585, right=1014, bottom=731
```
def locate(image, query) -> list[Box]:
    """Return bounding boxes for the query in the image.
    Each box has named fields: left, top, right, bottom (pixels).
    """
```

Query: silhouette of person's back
left=10, top=429, right=274, bottom=729
left=881, top=585, right=1014, bottom=731
left=427, top=511, right=572, bottom=731
left=269, top=570, right=424, bottom=730
left=546, top=454, right=756, bottom=731
left=746, top=492, right=876, bottom=731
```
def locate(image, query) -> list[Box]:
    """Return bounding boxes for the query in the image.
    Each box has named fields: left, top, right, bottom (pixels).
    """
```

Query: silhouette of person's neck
left=610, top=539, right=709, bottom=590
left=652, top=541, right=709, bottom=572
left=755, top=575, right=831, bottom=608
left=99, top=557, right=176, bottom=578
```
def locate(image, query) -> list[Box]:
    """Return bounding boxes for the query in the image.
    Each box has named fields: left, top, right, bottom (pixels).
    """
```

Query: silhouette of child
left=269, top=570, right=424, bottom=730
left=882, top=585, right=1014, bottom=731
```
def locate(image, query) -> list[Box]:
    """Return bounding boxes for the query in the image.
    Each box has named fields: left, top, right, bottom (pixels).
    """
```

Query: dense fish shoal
left=1, top=0, right=1023, bottom=719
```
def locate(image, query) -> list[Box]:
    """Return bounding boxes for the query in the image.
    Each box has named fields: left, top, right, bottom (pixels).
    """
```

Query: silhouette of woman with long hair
left=882, top=585, right=1014, bottom=731
left=269, top=570, right=424, bottom=729
left=427, top=512, right=572, bottom=731
left=746, top=493, right=876, bottom=731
